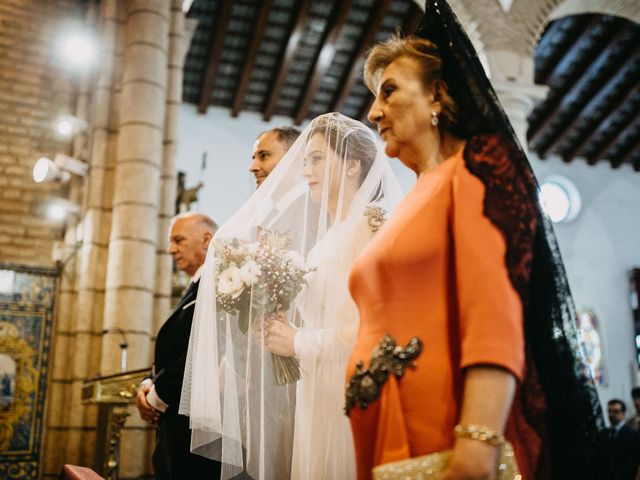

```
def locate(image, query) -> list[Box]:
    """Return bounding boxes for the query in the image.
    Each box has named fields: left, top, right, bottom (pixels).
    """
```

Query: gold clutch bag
left=372, top=442, right=520, bottom=480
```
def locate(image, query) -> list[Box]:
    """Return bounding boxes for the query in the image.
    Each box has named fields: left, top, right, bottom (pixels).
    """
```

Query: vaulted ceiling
left=182, top=1, right=640, bottom=171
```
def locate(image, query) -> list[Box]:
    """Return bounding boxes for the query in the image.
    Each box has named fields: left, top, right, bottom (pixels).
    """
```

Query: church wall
left=0, top=0, right=80, bottom=267
left=529, top=154, right=640, bottom=408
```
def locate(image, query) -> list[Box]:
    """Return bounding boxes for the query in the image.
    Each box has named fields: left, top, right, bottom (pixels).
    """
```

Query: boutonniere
left=364, top=206, right=387, bottom=233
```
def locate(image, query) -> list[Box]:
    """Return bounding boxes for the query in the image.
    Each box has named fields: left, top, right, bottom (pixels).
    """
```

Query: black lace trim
left=463, top=135, right=537, bottom=304
left=463, top=134, right=604, bottom=477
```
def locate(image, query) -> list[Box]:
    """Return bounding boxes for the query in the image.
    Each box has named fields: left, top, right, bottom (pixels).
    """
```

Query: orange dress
left=346, top=145, right=536, bottom=479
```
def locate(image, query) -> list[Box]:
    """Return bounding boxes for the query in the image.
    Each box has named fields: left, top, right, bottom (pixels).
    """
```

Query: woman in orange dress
left=345, top=2, right=603, bottom=479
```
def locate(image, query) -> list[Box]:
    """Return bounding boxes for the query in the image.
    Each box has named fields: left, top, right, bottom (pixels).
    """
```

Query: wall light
left=54, top=26, right=98, bottom=71
left=46, top=198, right=81, bottom=222
left=33, top=154, right=88, bottom=184
left=33, top=157, right=68, bottom=183
left=539, top=175, right=582, bottom=223
left=48, top=203, right=70, bottom=221
left=55, top=114, right=88, bottom=139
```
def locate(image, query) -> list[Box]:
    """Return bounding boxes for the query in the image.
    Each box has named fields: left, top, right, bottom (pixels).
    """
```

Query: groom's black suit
left=152, top=279, right=221, bottom=480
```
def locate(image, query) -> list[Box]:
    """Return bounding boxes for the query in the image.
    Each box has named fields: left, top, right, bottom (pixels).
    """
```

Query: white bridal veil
left=180, top=112, right=403, bottom=479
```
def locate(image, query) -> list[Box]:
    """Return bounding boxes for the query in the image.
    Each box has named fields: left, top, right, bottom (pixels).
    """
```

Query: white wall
left=529, top=154, right=640, bottom=404
left=176, top=104, right=416, bottom=225
left=177, top=103, right=640, bottom=406
left=176, top=105, right=292, bottom=224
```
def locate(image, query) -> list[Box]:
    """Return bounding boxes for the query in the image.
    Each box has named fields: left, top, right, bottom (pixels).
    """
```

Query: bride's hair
left=308, top=113, right=377, bottom=183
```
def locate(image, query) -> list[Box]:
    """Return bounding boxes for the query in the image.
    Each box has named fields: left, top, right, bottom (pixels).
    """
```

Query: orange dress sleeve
left=451, top=155, right=525, bottom=380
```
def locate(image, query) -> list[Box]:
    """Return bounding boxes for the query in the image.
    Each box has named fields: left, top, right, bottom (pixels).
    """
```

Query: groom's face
left=250, top=131, right=288, bottom=187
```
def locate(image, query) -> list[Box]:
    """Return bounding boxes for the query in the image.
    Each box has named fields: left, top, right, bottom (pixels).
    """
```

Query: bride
left=180, top=113, right=402, bottom=480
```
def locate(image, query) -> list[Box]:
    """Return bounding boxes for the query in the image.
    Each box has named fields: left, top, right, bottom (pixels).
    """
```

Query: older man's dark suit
left=152, top=279, right=220, bottom=480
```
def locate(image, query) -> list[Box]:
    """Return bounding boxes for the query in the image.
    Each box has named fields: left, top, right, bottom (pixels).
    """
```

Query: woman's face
left=303, top=132, right=353, bottom=207
left=367, top=56, right=439, bottom=162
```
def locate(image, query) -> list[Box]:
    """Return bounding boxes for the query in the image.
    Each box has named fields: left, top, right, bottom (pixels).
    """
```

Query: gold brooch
left=364, top=206, right=387, bottom=232
left=345, top=335, right=423, bottom=414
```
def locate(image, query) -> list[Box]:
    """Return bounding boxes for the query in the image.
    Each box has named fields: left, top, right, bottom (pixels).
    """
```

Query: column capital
left=493, top=80, right=548, bottom=116
left=492, top=80, right=549, bottom=150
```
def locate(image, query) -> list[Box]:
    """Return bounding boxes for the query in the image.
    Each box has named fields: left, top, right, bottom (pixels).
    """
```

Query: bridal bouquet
left=213, top=227, right=311, bottom=384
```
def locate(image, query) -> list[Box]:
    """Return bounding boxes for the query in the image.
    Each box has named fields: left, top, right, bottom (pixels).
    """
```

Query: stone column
left=153, top=0, right=184, bottom=339
left=44, top=1, right=121, bottom=474
left=484, top=48, right=548, bottom=151
left=493, top=80, right=548, bottom=152
left=101, top=1, right=169, bottom=376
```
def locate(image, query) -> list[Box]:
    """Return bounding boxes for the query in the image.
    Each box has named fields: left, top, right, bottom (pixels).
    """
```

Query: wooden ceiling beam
left=562, top=85, right=640, bottom=162
left=263, top=0, right=313, bottom=122
left=614, top=144, right=640, bottom=169
left=198, top=0, right=233, bottom=114
left=529, top=17, right=601, bottom=130
left=530, top=25, right=635, bottom=157
left=586, top=111, right=640, bottom=166
left=231, top=0, right=273, bottom=117
left=358, top=94, right=375, bottom=124
left=534, top=17, right=582, bottom=83
left=552, top=53, right=640, bottom=161
left=330, top=0, right=391, bottom=113
left=359, top=3, right=422, bottom=125
left=632, top=152, right=640, bottom=172
left=293, top=0, right=353, bottom=125
left=609, top=117, right=640, bottom=168
left=541, top=17, right=603, bottom=86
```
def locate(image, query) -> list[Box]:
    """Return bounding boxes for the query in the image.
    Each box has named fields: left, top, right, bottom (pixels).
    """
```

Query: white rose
left=239, top=260, right=261, bottom=285
left=218, top=266, right=244, bottom=298
left=285, top=250, right=306, bottom=271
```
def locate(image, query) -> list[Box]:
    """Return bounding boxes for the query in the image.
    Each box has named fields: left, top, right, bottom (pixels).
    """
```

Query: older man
left=136, top=212, right=219, bottom=480
left=249, top=126, right=300, bottom=187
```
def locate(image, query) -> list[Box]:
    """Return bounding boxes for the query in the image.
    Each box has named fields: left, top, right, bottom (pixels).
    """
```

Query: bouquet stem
left=271, top=353, right=300, bottom=385
left=267, top=311, right=300, bottom=385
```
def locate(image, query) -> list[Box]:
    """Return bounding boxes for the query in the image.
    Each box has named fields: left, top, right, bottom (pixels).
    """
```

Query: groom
left=135, top=212, right=219, bottom=480
left=249, top=126, right=300, bottom=187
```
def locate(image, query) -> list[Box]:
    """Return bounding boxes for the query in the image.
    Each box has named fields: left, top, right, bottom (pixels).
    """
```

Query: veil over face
left=180, top=113, right=403, bottom=480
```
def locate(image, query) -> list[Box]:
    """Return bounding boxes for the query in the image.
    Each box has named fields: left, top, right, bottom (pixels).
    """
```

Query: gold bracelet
left=453, top=424, right=506, bottom=447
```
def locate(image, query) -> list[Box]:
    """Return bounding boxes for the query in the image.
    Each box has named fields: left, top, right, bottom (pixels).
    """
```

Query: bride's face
left=303, top=132, right=345, bottom=205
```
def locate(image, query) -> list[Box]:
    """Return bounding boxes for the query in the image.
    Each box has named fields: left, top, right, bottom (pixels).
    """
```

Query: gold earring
left=431, top=111, right=439, bottom=126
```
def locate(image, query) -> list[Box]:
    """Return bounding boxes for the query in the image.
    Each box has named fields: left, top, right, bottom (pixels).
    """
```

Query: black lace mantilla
left=345, top=335, right=423, bottom=415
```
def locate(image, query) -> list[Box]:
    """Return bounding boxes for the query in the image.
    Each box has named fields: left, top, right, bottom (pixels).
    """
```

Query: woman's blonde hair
left=364, top=34, right=460, bottom=135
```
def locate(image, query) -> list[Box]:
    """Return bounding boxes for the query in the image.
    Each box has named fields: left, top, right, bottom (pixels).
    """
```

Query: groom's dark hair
left=260, top=126, right=301, bottom=151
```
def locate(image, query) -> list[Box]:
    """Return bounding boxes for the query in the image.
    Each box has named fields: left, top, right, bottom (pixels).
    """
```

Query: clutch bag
left=372, top=441, right=520, bottom=480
